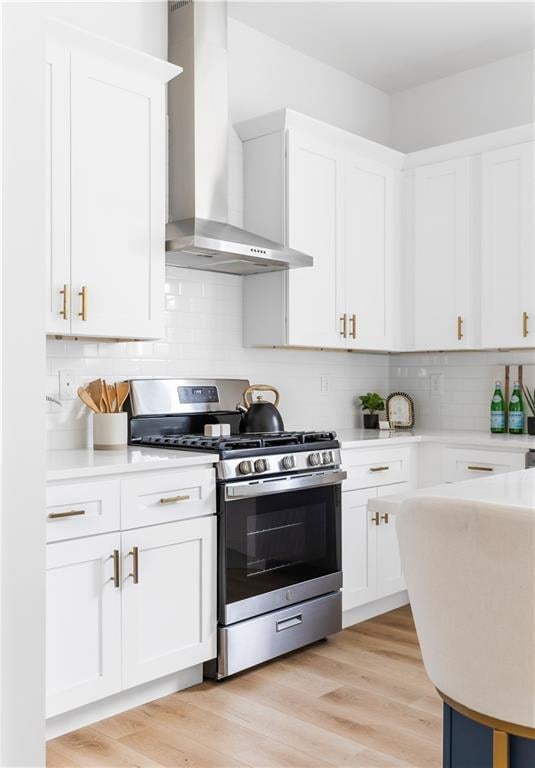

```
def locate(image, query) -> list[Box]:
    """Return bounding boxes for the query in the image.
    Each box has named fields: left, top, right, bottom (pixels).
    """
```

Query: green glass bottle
left=490, top=381, right=506, bottom=433
left=508, top=381, right=525, bottom=434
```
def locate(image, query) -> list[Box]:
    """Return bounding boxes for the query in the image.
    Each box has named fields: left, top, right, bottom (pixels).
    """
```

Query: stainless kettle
left=238, top=384, right=285, bottom=433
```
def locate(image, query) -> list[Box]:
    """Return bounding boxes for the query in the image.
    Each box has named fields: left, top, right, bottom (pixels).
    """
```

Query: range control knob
left=322, top=451, right=334, bottom=464
left=238, top=460, right=253, bottom=475
left=308, top=452, right=321, bottom=467
left=281, top=455, right=295, bottom=471
left=255, top=458, right=269, bottom=473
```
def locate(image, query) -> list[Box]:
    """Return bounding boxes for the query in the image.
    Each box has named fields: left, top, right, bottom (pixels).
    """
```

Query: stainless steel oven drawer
left=214, top=591, right=341, bottom=679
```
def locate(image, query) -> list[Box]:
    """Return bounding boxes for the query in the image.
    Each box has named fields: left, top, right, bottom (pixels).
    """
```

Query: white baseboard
left=342, top=591, right=409, bottom=628
left=46, top=664, right=202, bottom=740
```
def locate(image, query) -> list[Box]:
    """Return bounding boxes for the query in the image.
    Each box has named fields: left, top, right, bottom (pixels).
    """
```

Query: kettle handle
left=243, top=384, right=280, bottom=408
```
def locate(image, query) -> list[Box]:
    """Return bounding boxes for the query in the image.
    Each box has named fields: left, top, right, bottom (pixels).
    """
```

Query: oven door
left=219, top=469, right=345, bottom=624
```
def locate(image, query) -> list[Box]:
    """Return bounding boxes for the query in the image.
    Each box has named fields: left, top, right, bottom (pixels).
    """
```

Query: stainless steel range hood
left=167, top=1, right=313, bottom=276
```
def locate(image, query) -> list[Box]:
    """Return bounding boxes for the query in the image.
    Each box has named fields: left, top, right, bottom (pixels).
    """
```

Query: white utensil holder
left=93, top=412, right=128, bottom=450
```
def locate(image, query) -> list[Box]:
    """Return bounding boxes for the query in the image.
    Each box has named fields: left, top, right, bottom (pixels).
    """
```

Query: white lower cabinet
left=46, top=533, right=122, bottom=718
left=46, top=469, right=217, bottom=721
left=376, top=484, right=408, bottom=598
left=122, top=517, right=216, bottom=689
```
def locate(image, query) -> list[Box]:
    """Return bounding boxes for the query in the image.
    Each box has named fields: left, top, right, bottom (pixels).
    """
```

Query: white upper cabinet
left=341, top=154, right=395, bottom=349
left=45, top=22, right=181, bottom=339
left=240, top=110, right=402, bottom=351
left=481, top=142, right=534, bottom=348
left=285, top=132, right=342, bottom=348
left=410, top=158, right=472, bottom=350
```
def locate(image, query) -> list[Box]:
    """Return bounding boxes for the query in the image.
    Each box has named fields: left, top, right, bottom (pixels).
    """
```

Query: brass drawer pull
left=110, top=550, right=120, bottom=588
left=60, top=284, right=69, bottom=320
left=159, top=494, right=190, bottom=505
left=48, top=509, right=86, bottom=520
left=457, top=315, right=463, bottom=341
left=339, top=314, right=348, bottom=338
left=370, top=466, right=390, bottom=472
left=371, top=511, right=380, bottom=525
left=467, top=466, right=494, bottom=472
left=78, top=286, right=87, bottom=321
left=349, top=314, right=357, bottom=339
left=129, top=547, right=139, bottom=584
left=523, top=311, right=529, bottom=338
left=380, top=513, right=390, bottom=524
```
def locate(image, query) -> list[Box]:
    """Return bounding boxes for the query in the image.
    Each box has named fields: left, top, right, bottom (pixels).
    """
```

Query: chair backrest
left=398, top=495, right=535, bottom=727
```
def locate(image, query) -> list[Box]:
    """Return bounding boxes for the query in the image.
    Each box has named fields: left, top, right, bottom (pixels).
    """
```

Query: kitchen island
left=370, top=468, right=535, bottom=768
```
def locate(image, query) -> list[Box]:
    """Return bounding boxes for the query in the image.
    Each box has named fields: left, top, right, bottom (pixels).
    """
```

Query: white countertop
left=338, top=428, right=535, bottom=451
left=46, top=447, right=216, bottom=482
left=369, top=467, right=535, bottom=514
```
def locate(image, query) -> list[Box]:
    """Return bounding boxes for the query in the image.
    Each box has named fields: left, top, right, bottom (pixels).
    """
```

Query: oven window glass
left=223, top=484, right=341, bottom=605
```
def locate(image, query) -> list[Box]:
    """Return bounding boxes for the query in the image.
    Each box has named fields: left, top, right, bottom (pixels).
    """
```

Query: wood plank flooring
left=47, top=606, right=442, bottom=768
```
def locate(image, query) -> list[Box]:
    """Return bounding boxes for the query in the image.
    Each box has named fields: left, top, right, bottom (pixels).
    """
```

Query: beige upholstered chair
left=397, top=496, right=535, bottom=729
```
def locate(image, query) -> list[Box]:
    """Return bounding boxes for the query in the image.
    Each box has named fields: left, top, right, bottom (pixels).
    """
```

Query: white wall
left=228, top=18, right=391, bottom=146
left=44, top=1, right=167, bottom=58
left=391, top=50, right=535, bottom=152
left=46, top=268, right=390, bottom=449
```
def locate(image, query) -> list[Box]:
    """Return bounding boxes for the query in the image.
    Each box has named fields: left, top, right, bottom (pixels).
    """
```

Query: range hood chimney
left=166, top=1, right=313, bottom=275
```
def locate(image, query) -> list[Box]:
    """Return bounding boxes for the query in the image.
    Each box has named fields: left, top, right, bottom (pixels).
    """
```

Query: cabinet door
left=375, top=483, right=408, bottom=599
left=122, top=516, right=216, bottom=689
left=45, top=42, right=71, bottom=334
left=286, top=132, right=343, bottom=348
left=413, top=159, right=471, bottom=350
left=342, top=154, right=394, bottom=349
left=69, top=48, right=165, bottom=339
left=46, top=533, right=122, bottom=718
left=341, top=488, right=377, bottom=611
left=481, top=143, right=534, bottom=348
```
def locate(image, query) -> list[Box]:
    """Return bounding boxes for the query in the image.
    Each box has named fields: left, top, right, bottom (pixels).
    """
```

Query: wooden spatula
left=107, top=384, right=117, bottom=413
left=77, top=387, right=100, bottom=413
left=87, top=379, right=105, bottom=413
left=115, top=381, right=130, bottom=413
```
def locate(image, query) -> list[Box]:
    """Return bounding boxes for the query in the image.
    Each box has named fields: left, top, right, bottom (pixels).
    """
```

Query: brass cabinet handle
left=523, top=311, right=529, bottom=338
left=129, top=547, right=139, bottom=584
left=339, top=314, right=347, bottom=338
left=371, top=511, right=380, bottom=525
left=60, top=284, right=69, bottom=320
left=48, top=509, right=86, bottom=520
left=110, top=550, right=120, bottom=588
left=370, top=466, right=390, bottom=472
left=467, top=465, right=494, bottom=472
left=457, top=315, right=464, bottom=341
left=349, top=314, right=357, bottom=339
left=78, top=286, right=87, bottom=321
left=380, top=513, right=390, bottom=524
left=159, top=494, right=190, bottom=505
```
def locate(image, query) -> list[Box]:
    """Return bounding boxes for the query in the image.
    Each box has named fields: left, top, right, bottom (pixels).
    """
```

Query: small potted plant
left=522, top=385, right=535, bottom=435
left=359, top=392, right=385, bottom=430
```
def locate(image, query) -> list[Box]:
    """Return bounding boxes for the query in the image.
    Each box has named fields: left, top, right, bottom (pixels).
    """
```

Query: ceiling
left=228, top=2, right=535, bottom=93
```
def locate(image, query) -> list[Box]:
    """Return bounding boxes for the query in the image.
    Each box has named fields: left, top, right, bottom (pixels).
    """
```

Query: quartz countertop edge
left=368, top=467, right=535, bottom=515
left=46, top=447, right=217, bottom=482
left=338, top=428, right=535, bottom=451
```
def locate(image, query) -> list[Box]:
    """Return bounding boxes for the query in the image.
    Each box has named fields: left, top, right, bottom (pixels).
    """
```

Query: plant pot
left=363, top=413, right=379, bottom=430
left=528, top=417, right=535, bottom=436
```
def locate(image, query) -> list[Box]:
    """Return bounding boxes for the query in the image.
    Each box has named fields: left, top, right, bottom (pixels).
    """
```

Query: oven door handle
left=224, top=469, right=347, bottom=500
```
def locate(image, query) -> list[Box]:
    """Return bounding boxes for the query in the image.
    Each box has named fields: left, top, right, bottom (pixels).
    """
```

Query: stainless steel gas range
left=128, top=378, right=345, bottom=679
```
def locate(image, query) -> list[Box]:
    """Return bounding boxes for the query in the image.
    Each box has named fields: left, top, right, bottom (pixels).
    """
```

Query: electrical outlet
left=320, top=375, right=328, bottom=393
left=430, top=373, right=444, bottom=397
left=59, top=370, right=77, bottom=400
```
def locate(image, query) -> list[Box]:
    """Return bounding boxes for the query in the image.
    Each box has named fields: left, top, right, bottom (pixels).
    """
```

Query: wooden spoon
left=107, top=384, right=117, bottom=413
left=77, top=387, right=100, bottom=413
left=115, top=381, right=130, bottom=413
left=87, top=379, right=105, bottom=413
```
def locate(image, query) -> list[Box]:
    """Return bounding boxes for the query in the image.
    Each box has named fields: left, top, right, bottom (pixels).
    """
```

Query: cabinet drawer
left=46, top=480, right=120, bottom=542
left=342, top=447, right=411, bottom=491
left=121, top=467, right=216, bottom=529
left=444, top=448, right=526, bottom=483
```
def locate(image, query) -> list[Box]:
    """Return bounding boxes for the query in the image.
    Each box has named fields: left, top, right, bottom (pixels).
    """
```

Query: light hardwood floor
left=47, top=606, right=442, bottom=768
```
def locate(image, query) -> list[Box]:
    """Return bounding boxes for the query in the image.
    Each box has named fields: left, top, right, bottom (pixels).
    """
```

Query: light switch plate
left=430, top=373, right=444, bottom=396
left=59, top=370, right=76, bottom=400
